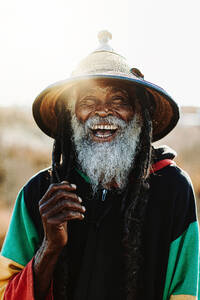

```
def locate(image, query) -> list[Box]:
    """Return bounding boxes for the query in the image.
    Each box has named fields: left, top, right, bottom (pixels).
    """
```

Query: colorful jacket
left=0, top=158, right=199, bottom=300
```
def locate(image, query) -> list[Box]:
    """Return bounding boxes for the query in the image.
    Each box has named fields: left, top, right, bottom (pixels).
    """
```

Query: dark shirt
left=23, top=153, right=197, bottom=299
left=67, top=175, right=125, bottom=300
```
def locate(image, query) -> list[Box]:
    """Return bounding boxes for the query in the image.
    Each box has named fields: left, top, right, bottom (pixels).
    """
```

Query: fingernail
left=82, top=206, right=86, bottom=212
left=78, top=197, right=82, bottom=203
left=71, top=184, right=76, bottom=189
left=81, top=214, right=85, bottom=218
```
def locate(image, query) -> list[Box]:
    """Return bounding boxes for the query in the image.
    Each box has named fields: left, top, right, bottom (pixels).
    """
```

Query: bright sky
left=0, top=0, right=200, bottom=107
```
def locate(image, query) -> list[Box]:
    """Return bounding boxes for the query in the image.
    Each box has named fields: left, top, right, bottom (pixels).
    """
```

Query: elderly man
left=0, top=31, right=199, bottom=300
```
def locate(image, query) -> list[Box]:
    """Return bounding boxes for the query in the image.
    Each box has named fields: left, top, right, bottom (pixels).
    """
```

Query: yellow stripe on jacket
left=0, top=255, right=24, bottom=300
left=170, top=295, right=197, bottom=299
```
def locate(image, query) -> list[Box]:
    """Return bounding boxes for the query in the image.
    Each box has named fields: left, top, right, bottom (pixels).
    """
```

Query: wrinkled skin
left=39, top=181, right=85, bottom=249
left=33, top=82, right=136, bottom=299
left=34, top=181, right=85, bottom=299
left=75, top=83, right=135, bottom=143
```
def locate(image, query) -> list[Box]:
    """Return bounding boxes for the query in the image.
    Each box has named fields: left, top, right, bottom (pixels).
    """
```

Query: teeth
left=96, top=133, right=112, bottom=138
left=90, top=124, right=118, bottom=130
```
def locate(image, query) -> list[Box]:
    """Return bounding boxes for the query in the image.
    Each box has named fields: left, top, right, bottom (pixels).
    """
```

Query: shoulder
left=150, top=164, right=197, bottom=240
left=151, top=145, right=193, bottom=191
left=23, top=167, right=52, bottom=196
left=150, top=164, right=193, bottom=194
left=23, top=167, right=51, bottom=214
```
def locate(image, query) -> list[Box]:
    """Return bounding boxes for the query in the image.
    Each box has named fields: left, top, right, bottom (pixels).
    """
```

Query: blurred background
left=0, top=0, right=200, bottom=247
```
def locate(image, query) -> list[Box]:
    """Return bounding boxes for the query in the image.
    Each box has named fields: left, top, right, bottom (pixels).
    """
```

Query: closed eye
left=78, top=98, right=96, bottom=106
left=111, top=96, right=130, bottom=106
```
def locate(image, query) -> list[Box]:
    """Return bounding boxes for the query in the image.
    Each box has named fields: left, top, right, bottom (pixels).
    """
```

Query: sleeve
left=162, top=169, right=200, bottom=300
left=0, top=188, right=53, bottom=299
left=3, top=258, right=53, bottom=300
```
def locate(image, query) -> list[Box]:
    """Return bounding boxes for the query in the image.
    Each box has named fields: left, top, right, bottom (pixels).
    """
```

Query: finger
left=39, top=182, right=77, bottom=205
left=41, top=200, right=86, bottom=220
left=39, top=191, right=82, bottom=213
left=60, top=181, right=77, bottom=189
left=47, top=211, right=84, bottom=225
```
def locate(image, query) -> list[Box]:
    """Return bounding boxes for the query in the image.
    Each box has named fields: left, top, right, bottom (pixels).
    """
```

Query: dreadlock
left=50, top=102, right=74, bottom=299
left=122, top=89, right=153, bottom=299
left=50, top=88, right=153, bottom=300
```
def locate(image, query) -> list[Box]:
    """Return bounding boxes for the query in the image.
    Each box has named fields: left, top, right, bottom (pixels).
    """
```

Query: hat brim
left=32, top=74, right=179, bottom=142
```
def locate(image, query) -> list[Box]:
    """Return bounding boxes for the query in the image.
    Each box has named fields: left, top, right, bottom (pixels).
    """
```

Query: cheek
left=119, top=107, right=135, bottom=122
left=75, top=105, right=90, bottom=122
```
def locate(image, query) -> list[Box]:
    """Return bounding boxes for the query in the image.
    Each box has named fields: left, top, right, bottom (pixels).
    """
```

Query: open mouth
left=89, top=124, right=119, bottom=141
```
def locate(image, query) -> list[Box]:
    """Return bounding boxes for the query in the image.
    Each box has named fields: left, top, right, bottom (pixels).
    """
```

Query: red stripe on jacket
left=150, top=159, right=175, bottom=174
left=3, top=258, right=53, bottom=300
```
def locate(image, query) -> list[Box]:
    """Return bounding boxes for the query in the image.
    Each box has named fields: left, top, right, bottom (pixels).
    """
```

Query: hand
left=39, top=181, right=85, bottom=252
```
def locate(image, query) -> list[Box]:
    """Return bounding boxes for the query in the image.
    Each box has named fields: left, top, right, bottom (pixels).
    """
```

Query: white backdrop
left=0, top=0, right=199, bottom=107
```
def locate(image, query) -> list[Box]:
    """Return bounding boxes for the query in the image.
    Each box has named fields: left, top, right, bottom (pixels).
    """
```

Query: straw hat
left=32, top=30, right=179, bottom=142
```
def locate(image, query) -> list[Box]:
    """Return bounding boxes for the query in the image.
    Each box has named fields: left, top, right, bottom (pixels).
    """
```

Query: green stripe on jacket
left=163, top=221, right=199, bottom=299
left=1, top=189, right=39, bottom=266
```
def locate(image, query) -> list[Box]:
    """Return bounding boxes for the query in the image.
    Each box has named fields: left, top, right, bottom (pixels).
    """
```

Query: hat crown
left=71, top=31, right=138, bottom=80
left=96, top=30, right=113, bottom=51
left=71, top=51, right=132, bottom=77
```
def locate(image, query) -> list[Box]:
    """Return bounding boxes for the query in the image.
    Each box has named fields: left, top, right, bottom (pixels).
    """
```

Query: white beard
left=71, top=115, right=141, bottom=192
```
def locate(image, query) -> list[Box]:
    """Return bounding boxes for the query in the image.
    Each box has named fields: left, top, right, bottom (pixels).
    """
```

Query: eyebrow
left=78, top=94, right=98, bottom=101
left=77, top=88, right=99, bottom=99
left=109, top=87, right=129, bottom=97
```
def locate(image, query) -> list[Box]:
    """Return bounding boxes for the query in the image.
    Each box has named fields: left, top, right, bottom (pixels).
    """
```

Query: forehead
left=74, top=80, right=137, bottom=100
left=78, top=85, right=128, bottom=98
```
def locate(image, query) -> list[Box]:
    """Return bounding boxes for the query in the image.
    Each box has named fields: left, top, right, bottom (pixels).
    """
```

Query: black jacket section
left=23, top=168, right=51, bottom=242
left=142, top=164, right=196, bottom=300
left=152, top=145, right=177, bottom=162
left=22, top=158, right=197, bottom=300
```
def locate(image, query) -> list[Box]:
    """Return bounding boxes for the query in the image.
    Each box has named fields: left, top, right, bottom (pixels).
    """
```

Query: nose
left=95, top=103, right=112, bottom=117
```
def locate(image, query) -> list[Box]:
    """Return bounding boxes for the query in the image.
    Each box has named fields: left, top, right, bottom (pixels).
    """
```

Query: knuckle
left=39, top=194, right=47, bottom=205
left=64, top=200, right=73, bottom=209
left=69, top=211, right=81, bottom=219
left=67, top=211, right=76, bottom=218
left=75, top=194, right=80, bottom=201
left=70, top=193, right=78, bottom=201
left=65, top=201, right=80, bottom=211
left=50, top=184, right=58, bottom=191
left=67, top=192, right=78, bottom=202
left=61, top=192, right=74, bottom=202
left=39, top=206, right=43, bottom=214
left=65, top=210, right=72, bottom=216
left=53, top=190, right=63, bottom=199
left=48, top=183, right=61, bottom=192
left=48, top=183, right=55, bottom=190
left=39, top=199, right=43, bottom=206
left=42, top=213, right=48, bottom=222
left=61, top=180, right=69, bottom=184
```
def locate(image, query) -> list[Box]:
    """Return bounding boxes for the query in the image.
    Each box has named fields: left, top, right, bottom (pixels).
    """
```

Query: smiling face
left=75, top=82, right=136, bottom=142
left=70, top=81, right=142, bottom=191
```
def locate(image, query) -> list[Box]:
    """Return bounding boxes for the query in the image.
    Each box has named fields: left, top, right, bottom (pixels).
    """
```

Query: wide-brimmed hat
left=32, top=30, right=179, bottom=142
